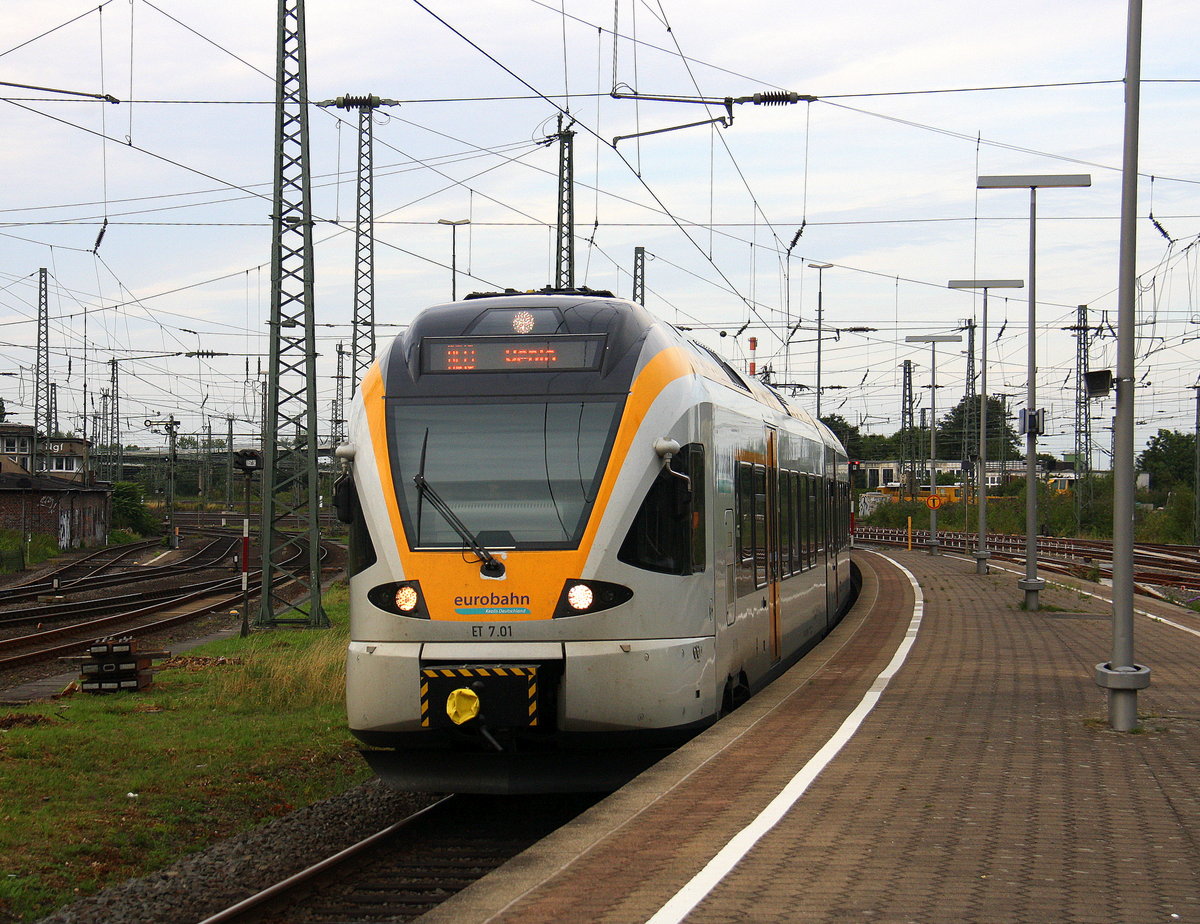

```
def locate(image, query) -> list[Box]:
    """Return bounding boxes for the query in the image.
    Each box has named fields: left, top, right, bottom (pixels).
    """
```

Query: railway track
left=0, top=537, right=239, bottom=607
left=199, top=793, right=601, bottom=924
left=0, top=536, right=336, bottom=680
left=855, top=526, right=1200, bottom=592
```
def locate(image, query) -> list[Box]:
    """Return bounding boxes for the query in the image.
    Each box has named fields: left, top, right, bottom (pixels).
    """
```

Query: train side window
left=735, top=462, right=755, bottom=595
left=802, top=474, right=813, bottom=569
left=753, top=465, right=767, bottom=589
left=618, top=443, right=706, bottom=576
left=779, top=471, right=790, bottom=577
left=784, top=471, right=797, bottom=576
left=792, top=472, right=803, bottom=573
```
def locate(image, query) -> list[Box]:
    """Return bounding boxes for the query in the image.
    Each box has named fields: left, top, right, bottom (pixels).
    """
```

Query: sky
left=0, top=0, right=1197, bottom=466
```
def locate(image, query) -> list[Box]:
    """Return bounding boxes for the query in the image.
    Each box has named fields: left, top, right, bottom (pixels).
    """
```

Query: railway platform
left=421, top=545, right=1200, bottom=923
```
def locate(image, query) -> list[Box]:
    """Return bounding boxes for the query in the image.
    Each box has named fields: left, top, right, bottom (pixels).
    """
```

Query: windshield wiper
left=413, top=431, right=505, bottom=578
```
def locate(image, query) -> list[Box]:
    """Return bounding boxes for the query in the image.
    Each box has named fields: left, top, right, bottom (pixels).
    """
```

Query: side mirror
left=333, top=473, right=356, bottom=524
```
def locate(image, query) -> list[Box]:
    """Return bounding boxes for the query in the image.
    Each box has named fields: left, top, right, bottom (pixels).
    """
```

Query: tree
left=935, top=395, right=1020, bottom=464
left=110, top=481, right=159, bottom=535
left=819, top=414, right=863, bottom=459
left=1137, top=429, right=1196, bottom=494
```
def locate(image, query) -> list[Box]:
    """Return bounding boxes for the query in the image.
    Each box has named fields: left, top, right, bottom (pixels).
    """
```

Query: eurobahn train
left=335, top=289, right=855, bottom=792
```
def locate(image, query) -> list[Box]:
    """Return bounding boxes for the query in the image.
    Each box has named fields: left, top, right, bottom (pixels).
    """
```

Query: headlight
left=566, top=583, right=593, bottom=610
left=395, top=586, right=419, bottom=612
left=367, top=581, right=429, bottom=619
left=553, top=579, right=633, bottom=618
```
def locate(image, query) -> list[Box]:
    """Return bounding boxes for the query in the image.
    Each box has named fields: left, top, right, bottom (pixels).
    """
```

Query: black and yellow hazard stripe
left=419, top=665, right=539, bottom=727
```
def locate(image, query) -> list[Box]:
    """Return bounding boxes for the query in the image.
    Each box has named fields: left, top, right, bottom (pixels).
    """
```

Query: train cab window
left=618, top=443, right=705, bottom=576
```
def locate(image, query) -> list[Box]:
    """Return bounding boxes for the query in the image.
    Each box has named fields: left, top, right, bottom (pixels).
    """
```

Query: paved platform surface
left=421, top=546, right=1200, bottom=923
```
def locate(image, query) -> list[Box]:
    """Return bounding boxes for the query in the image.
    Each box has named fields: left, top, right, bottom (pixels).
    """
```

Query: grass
left=0, top=531, right=61, bottom=575
left=0, top=580, right=371, bottom=923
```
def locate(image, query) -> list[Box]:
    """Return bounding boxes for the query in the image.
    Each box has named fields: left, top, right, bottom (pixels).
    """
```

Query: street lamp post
left=978, top=173, right=1090, bottom=608
left=437, top=218, right=470, bottom=301
left=948, top=279, right=1024, bottom=573
left=808, top=263, right=832, bottom=419
left=906, top=334, right=961, bottom=555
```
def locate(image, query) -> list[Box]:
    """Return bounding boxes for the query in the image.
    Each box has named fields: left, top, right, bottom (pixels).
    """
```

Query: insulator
left=337, top=95, right=377, bottom=110
left=753, top=91, right=800, bottom=106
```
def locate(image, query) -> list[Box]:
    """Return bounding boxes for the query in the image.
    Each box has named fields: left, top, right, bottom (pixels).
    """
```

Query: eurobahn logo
left=453, top=591, right=531, bottom=616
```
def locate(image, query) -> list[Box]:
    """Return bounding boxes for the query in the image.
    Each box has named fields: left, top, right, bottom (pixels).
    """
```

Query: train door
left=765, top=427, right=782, bottom=662
left=723, top=508, right=736, bottom=628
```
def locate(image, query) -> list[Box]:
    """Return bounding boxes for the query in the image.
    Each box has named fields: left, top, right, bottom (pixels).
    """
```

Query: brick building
left=0, top=473, right=111, bottom=549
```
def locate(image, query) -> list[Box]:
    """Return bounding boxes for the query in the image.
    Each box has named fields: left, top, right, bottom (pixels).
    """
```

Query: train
left=335, top=289, right=856, bottom=793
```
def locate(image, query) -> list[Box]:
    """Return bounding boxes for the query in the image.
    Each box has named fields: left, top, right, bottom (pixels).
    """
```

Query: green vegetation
left=109, top=481, right=159, bottom=536
left=860, top=470, right=1198, bottom=545
left=0, top=531, right=60, bottom=575
left=0, top=581, right=368, bottom=922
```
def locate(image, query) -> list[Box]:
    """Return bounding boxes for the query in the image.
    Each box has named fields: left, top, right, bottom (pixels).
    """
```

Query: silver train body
left=337, top=292, right=854, bottom=792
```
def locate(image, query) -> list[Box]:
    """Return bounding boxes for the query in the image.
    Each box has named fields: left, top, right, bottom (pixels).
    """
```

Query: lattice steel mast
left=1070, top=304, right=1095, bottom=529
left=257, top=0, right=327, bottom=628
left=962, top=318, right=977, bottom=503
left=317, top=95, right=397, bottom=394
left=900, top=359, right=915, bottom=500
left=554, top=115, right=575, bottom=289
left=33, top=268, right=49, bottom=472
left=632, top=246, right=645, bottom=305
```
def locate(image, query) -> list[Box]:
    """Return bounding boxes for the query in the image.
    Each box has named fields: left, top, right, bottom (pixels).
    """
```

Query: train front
left=338, top=292, right=714, bottom=793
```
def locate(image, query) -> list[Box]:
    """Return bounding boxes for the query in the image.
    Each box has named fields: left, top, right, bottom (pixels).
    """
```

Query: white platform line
left=645, top=553, right=924, bottom=924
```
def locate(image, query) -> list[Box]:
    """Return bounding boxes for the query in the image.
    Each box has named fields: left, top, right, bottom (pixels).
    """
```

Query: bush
left=111, top=481, right=159, bottom=535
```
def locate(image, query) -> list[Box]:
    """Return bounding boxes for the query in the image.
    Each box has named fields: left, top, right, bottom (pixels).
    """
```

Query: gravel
left=37, top=779, right=441, bottom=924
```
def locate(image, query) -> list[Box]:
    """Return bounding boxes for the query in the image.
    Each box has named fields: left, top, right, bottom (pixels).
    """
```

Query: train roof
left=381, top=292, right=844, bottom=456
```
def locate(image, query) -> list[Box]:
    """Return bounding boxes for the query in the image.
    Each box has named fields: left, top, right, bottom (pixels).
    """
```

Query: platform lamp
left=437, top=218, right=470, bottom=301
left=905, top=333, right=961, bottom=555
left=977, top=174, right=1090, bottom=608
left=947, top=279, right=1024, bottom=574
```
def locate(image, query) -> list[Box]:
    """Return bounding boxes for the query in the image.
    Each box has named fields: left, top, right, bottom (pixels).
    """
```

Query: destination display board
left=422, top=335, right=605, bottom=373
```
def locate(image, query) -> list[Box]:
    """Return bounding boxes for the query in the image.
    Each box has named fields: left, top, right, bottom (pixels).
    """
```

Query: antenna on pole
left=257, top=0, right=328, bottom=629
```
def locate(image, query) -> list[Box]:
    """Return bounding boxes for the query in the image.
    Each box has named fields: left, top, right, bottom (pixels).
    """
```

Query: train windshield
left=388, top=399, right=624, bottom=549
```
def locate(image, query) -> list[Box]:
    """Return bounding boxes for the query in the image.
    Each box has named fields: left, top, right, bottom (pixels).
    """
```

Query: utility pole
left=109, top=358, right=122, bottom=481
left=257, top=0, right=328, bottom=629
left=553, top=114, right=575, bottom=289
left=1193, top=382, right=1199, bottom=544
left=33, top=268, right=49, bottom=472
left=316, top=94, right=398, bottom=395
left=632, top=246, right=646, bottom=305
left=901, top=359, right=915, bottom=500
left=1069, top=304, right=1095, bottom=532
left=962, top=318, right=977, bottom=504
left=226, top=415, right=235, bottom=509
left=333, top=341, right=347, bottom=447
left=145, top=416, right=180, bottom=548
left=97, top=390, right=110, bottom=480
